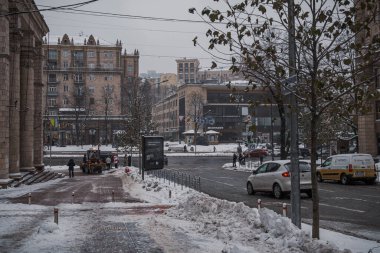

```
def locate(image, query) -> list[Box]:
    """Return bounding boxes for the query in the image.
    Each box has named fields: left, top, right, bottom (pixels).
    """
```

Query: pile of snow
left=120, top=166, right=378, bottom=252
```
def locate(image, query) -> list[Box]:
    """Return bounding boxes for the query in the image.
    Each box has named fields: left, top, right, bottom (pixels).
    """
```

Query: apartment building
left=43, top=34, right=139, bottom=146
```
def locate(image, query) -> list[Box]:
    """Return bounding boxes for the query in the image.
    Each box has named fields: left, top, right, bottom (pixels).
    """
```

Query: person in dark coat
left=67, top=158, right=75, bottom=178
left=232, top=153, right=237, bottom=167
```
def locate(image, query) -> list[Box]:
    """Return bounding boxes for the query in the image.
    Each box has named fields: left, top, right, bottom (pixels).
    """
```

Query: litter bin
left=127, top=155, right=132, bottom=166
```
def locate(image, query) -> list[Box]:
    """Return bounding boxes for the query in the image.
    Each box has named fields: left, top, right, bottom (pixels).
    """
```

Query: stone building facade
left=42, top=35, right=139, bottom=146
left=0, top=0, right=49, bottom=188
left=357, top=3, right=380, bottom=156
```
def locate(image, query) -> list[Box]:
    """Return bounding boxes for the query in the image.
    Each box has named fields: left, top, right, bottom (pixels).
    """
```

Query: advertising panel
left=142, top=136, right=164, bottom=171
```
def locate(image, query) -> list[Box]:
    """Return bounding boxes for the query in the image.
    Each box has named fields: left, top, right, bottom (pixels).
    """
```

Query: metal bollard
left=258, top=199, right=262, bottom=209
left=112, top=190, right=115, bottom=202
left=72, top=192, right=75, bottom=204
left=169, top=190, right=172, bottom=198
left=181, top=173, right=183, bottom=190
left=28, top=193, right=31, bottom=205
left=282, top=203, right=287, bottom=217
left=54, top=208, right=59, bottom=224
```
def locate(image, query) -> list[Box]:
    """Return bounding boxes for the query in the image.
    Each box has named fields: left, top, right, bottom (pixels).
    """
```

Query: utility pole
left=288, top=0, right=301, bottom=228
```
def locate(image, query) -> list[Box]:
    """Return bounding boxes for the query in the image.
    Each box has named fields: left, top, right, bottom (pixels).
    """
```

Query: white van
left=317, top=154, right=377, bottom=185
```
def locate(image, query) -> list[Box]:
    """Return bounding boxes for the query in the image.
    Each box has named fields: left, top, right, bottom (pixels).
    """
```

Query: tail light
left=282, top=171, right=290, bottom=177
left=348, top=164, right=353, bottom=172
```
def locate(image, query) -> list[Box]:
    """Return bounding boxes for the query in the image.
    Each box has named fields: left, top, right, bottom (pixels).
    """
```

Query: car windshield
left=284, top=162, right=311, bottom=172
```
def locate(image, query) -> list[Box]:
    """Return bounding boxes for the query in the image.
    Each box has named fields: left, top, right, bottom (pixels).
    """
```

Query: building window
left=74, top=73, right=83, bottom=82
left=48, top=74, right=57, bottom=83
left=63, top=98, right=68, bottom=105
left=105, top=75, right=113, bottom=81
left=88, top=51, right=95, bottom=58
left=63, top=73, right=68, bottom=81
left=104, top=51, right=113, bottom=58
left=90, top=97, right=95, bottom=105
left=48, top=98, right=56, bottom=106
left=89, top=86, right=95, bottom=94
left=48, top=86, right=57, bottom=93
left=88, top=63, right=95, bottom=69
left=64, top=85, right=69, bottom=92
left=127, top=65, right=134, bottom=74
left=62, top=50, right=69, bottom=58
left=48, top=50, right=57, bottom=60
left=89, top=110, right=95, bottom=115
left=89, top=74, right=96, bottom=81
left=63, top=61, right=69, bottom=69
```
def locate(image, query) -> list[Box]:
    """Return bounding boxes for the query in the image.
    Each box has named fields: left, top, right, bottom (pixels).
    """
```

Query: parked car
left=243, top=148, right=268, bottom=158
left=299, top=148, right=310, bottom=158
left=316, top=153, right=376, bottom=185
left=246, top=160, right=312, bottom=199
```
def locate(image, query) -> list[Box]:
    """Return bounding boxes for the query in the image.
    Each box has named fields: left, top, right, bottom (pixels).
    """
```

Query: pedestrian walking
left=106, top=156, right=111, bottom=170
left=213, top=146, right=216, bottom=152
left=259, top=155, right=264, bottom=165
left=237, top=144, right=242, bottom=155
left=67, top=158, right=75, bottom=178
left=114, top=155, right=119, bottom=168
left=82, top=154, right=87, bottom=163
left=184, top=145, right=187, bottom=152
left=232, top=153, right=237, bottom=167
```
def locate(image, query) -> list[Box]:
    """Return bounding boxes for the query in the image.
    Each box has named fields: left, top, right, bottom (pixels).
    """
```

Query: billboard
left=142, top=136, right=164, bottom=171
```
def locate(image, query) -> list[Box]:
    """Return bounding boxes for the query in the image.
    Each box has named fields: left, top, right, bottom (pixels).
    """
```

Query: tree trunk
left=310, top=114, right=320, bottom=239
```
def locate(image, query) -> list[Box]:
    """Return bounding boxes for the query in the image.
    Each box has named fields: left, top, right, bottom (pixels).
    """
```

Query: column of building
left=8, top=14, right=22, bottom=179
left=19, top=32, right=35, bottom=172
left=33, top=44, right=44, bottom=170
left=0, top=0, right=11, bottom=186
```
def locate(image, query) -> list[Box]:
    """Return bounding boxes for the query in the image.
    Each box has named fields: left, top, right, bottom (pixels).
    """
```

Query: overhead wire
left=1, top=0, right=99, bottom=17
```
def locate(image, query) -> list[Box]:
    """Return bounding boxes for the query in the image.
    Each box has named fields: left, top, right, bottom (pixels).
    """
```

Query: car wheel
left=340, top=174, right=349, bottom=185
left=273, top=184, right=283, bottom=199
left=247, top=182, right=255, bottom=195
left=306, top=190, right=312, bottom=198
left=317, top=173, right=323, bottom=182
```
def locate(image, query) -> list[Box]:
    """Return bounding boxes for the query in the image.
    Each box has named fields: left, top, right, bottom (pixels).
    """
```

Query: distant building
left=0, top=0, right=49, bottom=187
left=153, top=81, right=281, bottom=143
left=176, top=58, right=200, bottom=84
left=42, top=34, right=139, bottom=146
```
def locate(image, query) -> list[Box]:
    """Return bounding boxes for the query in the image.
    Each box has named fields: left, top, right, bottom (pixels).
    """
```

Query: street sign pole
left=288, top=0, right=301, bottom=228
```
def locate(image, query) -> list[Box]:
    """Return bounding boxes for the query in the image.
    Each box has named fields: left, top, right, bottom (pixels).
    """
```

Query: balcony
left=47, top=80, right=60, bottom=84
left=47, top=91, right=59, bottom=96
left=44, top=66, right=122, bottom=73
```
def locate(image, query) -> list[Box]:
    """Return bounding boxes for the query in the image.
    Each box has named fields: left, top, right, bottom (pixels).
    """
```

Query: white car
left=246, top=160, right=312, bottom=199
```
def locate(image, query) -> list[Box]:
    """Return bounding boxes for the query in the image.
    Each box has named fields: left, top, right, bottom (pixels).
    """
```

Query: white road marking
left=201, top=177, right=235, bottom=187
left=334, top=197, right=380, bottom=205
left=319, top=203, right=364, bottom=213
left=319, top=188, right=335, bottom=193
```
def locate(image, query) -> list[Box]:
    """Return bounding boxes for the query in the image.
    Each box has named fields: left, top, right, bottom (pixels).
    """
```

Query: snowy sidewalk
left=0, top=167, right=379, bottom=253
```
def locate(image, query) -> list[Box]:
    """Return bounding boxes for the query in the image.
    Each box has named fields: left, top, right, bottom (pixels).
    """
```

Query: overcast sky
left=34, top=0, right=228, bottom=74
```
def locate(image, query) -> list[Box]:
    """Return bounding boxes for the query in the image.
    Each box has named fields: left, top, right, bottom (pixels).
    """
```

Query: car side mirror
left=252, top=170, right=257, bottom=174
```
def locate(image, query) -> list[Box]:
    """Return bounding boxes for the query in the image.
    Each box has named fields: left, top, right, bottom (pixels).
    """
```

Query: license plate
left=354, top=172, right=364, bottom=177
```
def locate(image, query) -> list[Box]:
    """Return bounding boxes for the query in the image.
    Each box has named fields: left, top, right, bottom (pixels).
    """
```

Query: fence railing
left=146, top=169, right=201, bottom=191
